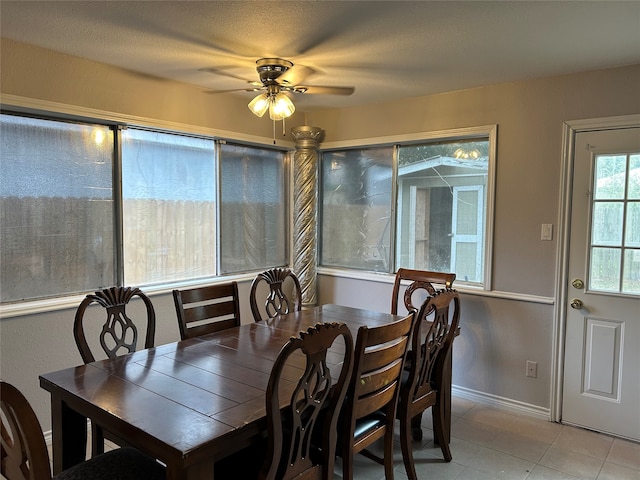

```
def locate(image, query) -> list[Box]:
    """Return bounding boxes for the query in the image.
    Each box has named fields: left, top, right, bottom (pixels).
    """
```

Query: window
left=1, top=113, right=290, bottom=305
left=122, top=128, right=216, bottom=286
left=219, top=142, right=288, bottom=274
left=0, top=114, right=114, bottom=303
left=319, top=129, right=495, bottom=288
left=396, top=139, right=490, bottom=285
left=320, top=147, right=393, bottom=272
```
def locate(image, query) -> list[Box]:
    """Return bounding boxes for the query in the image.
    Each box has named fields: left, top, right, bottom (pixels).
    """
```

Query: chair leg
left=432, top=398, right=452, bottom=462
left=383, top=426, right=395, bottom=480
left=91, top=423, right=105, bottom=457
left=342, top=444, right=354, bottom=480
left=400, top=412, right=418, bottom=480
left=410, top=412, right=423, bottom=441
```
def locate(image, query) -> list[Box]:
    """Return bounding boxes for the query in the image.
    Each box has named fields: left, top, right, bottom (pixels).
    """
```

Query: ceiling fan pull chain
left=273, top=118, right=276, bottom=144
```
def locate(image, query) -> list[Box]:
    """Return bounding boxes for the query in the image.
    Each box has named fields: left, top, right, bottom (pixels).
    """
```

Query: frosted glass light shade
left=269, top=93, right=295, bottom=120
left=248, top=93, right=270, bottom=117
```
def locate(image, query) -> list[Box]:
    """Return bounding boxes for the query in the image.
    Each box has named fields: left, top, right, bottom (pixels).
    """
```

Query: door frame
left=551, top=113, right=640, bottom=423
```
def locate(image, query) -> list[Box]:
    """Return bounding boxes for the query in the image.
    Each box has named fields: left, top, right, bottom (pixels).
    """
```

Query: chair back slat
left=173, top=281, right=240, bottom=340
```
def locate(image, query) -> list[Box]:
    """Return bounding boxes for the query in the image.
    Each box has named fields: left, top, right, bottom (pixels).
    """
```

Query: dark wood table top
left=40, top=304, right=404, bottom=480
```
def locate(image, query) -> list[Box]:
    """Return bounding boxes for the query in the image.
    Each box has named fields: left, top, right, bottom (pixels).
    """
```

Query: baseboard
left=452, top=385, right=551, bottom=421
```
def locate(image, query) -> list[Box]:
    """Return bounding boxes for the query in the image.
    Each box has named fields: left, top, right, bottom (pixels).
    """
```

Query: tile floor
left=47, top=395, right=640, bottom=480
left=338, top=395, right=640, bottom=480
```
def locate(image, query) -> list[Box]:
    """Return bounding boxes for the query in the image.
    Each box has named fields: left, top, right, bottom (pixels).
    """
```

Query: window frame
left=318, top=125, right=497, bottom=290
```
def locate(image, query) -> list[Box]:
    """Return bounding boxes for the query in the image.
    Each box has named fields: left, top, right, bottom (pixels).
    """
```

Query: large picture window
left=319, top=128, right=495, bottom=287
left=1, top=113, right=290, bottom=305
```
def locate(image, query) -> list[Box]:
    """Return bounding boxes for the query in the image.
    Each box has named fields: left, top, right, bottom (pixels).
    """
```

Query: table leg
left=50, top=396, right=87, bottom=473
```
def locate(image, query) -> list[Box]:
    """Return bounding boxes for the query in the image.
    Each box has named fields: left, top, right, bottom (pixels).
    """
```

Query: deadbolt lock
left=571, top=278, right=584, bottom=289
left=570, top=298, right=583, bottom=309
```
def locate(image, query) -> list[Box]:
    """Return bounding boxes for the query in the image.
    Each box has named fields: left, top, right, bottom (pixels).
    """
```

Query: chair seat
left=54, top=447, right=165, bottom=480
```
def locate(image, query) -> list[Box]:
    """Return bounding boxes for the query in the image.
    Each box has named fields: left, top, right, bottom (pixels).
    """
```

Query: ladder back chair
left=172, top=281, right=240, bottom=340
left=391, top=268, right=456, bottom=315
left=1, top=381, right=165, bottom=480
left=249, top=268, right=302, bottom=322
left=215, top=322, right=353, bottom=480
left=338, top=312, right=414, bottom=480
left=73, top=286, right=156, bottom=456
left=397, top=289, right=460, bottom=480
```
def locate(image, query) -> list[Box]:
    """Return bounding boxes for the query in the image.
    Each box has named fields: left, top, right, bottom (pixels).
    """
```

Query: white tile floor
left=47, top=395, right=640, bottom=480
left=338, top=396, right=640, bottom=480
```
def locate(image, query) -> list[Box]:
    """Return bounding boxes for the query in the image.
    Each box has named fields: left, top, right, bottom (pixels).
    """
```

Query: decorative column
left=290, top=125, right=323, bottom=307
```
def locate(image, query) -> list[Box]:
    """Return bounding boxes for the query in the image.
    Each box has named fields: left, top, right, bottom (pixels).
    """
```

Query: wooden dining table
left=40, top=304, right=410, bottom=480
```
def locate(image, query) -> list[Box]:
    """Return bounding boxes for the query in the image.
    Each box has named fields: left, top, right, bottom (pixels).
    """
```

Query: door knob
left=570, top=298, right=583, bottom=309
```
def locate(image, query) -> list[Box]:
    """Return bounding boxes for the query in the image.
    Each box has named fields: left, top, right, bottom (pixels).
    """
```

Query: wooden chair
left=216, top=322, right=353, bottom=480
left=249, top=268, right=302, bottom=322
left=172, top=281, right=240, bottom=340
left=397, top=289, right=460, bottom=480
left=338, top=312, right=414, bottom=480
left=0, top=381, right=165, bottom=480
left=73, top=286, right=156, bottom=456
left=391, top=268, right=456, bottom=314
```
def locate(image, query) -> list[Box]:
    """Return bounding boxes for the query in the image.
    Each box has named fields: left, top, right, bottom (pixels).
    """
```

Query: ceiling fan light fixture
left=248, top=92, right=270, bottom=117
left=268, top=92, right=295, bottom=120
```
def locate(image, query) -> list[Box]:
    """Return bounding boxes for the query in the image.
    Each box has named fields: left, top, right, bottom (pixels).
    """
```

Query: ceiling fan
left=206, top=58, right=355, bottom=121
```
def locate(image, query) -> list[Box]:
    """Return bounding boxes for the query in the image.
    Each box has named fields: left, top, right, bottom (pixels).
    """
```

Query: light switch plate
left=541, top=224, right=553, bottom=241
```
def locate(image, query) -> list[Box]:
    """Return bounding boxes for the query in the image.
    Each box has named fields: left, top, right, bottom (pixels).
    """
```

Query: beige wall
left=2, top=37, right=640, bottom=430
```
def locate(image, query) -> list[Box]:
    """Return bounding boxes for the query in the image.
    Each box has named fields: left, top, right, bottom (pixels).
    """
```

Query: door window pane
left=219, top=143, right=287, bottom=274
left=590, top=247, right=621, bottom=292
left=626, top=201, right=640, bottom=247
left=629, top=155, right=640, bottom=199
left=396, top=139, right=489, bottom=284
left=591, top=202, right=624, bottom=246
left=122, top=129, right=216, bottom=285
left=594, top=155, right=626, bottom=200
left=320, top=147, right=393, bottom=272
left=623, top=249, right=640, bottom=294
left=0, top=114, right=114, bottom=302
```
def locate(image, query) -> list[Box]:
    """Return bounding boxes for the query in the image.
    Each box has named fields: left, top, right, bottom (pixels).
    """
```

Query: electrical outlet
left=526, top=360, right=538, bottom=378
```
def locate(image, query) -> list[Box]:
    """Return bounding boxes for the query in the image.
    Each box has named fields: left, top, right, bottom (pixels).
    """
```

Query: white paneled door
left=562, top=127, right=640, bottom=441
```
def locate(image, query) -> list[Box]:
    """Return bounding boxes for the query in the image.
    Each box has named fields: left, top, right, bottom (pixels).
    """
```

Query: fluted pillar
left=291, top=126, right=323, bottom=307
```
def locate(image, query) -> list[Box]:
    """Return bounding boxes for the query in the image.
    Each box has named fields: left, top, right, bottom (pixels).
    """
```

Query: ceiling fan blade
left=199, top=66, right=255, bottom=83
left=279, top=64, right=316, bottom=86
left=297, top=85, right=355, bottom=95
left=203, top=87, right=262, bottom=94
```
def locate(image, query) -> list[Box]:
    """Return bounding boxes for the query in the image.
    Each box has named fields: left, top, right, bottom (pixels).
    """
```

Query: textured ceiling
left=1, top=1, right=639, bottom=112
